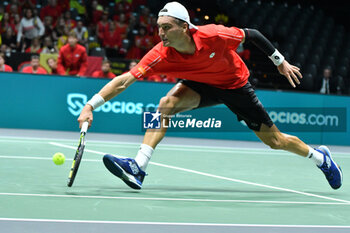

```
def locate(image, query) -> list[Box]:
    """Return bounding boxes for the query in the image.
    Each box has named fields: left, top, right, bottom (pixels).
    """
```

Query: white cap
left=158, top=1, right=198, bottom=30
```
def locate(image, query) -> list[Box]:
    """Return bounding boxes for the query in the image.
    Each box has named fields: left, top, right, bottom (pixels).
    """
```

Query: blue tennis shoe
left=316, top=146, right=343, bottom=190
left=103, top=154, right=146, bottom=190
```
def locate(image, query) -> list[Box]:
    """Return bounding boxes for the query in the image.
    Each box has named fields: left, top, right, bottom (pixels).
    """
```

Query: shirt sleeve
left=56, top=48, right=66, bottom=75
left=129, top=46, right=162, bottom=79
left=16, top=20, right=23, bottom=43
left=217, top=25, right=244, bottom=51
left=78, top=48, right=88, bottom=76
left=36, top=17, right=45, bottom=37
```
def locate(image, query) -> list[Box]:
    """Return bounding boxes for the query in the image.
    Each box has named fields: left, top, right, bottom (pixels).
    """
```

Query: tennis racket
left=67, top=121, right=89, bottom=187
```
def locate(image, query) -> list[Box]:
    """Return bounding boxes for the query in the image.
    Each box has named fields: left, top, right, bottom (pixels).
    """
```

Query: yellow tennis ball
left=53, top=152, right=65, bottom=165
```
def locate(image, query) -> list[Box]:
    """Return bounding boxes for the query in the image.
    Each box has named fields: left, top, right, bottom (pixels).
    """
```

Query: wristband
left=269, top=49, right=285, bottom=66
left=87, top=94, right=105, bottom=110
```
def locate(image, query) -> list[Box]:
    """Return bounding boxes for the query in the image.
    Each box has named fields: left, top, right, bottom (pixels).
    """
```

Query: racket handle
left=81, top=121, right=89, bottom=133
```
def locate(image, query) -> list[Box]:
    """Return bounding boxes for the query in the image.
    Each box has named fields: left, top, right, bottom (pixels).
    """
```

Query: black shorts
left=179, top=80, right=273, bottom=131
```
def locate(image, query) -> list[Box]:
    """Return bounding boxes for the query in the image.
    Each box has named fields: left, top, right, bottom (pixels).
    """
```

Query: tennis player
left=78, top=2, right=342, bottom=190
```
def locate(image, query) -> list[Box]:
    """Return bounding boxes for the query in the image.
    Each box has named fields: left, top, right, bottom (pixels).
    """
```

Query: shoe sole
left=103, top=155, right=142, bottom=190
left=318, top=145, right=343, bottom=189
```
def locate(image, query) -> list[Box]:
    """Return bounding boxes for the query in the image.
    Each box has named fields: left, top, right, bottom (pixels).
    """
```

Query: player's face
left=157, top=16, right=187, bottom=47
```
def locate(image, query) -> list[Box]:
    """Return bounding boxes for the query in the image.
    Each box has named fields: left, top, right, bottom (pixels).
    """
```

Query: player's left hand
left=277, top=60, right=303, bottom=88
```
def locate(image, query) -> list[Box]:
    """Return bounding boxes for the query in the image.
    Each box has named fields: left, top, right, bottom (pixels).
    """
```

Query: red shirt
left=57, top=43, right=88, bottom=76
left=0, top=64, right=13, bottom=72
left=22, top=66, right=47, bottom=74
left=130, top=24, right=249, bottom=89
left=91, top=70, right=115, bottom=79
left=40, top=5, right=62, bottom=24
left=103, top=28, right=122, bottom=48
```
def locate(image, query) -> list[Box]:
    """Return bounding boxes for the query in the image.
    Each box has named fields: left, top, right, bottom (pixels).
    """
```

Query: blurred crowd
left=0, top=0, right=181, bottom=82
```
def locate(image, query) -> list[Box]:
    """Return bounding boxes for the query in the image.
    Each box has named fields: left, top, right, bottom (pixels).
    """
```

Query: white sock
left=134, top=144, right=154, bottom=171
left=307, top=146, right=324, bottom=166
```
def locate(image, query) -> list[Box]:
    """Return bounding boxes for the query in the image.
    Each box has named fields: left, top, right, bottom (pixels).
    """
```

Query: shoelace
left=320, top=163, right=334, bottom=180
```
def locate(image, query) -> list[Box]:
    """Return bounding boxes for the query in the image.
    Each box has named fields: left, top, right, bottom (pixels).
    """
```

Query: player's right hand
left=77, top=104, right=93, bottom=129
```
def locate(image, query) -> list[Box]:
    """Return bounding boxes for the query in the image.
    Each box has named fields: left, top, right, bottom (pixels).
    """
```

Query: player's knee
left=158, top=96, right=177, bottom=114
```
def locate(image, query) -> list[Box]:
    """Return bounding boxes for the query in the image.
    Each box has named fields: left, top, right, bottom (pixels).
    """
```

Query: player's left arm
left=241, top=28, right=302, bottom=88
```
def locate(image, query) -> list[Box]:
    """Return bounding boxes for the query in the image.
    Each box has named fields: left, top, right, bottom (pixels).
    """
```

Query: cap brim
left=188, top=22, right=198, bottom=30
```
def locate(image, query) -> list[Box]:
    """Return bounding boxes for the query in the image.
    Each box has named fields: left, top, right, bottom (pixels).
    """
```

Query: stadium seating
left=217, top=0, right=350, bottom=94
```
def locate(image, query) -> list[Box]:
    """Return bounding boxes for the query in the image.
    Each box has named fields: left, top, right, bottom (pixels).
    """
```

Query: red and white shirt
left=0, top=64, right=13, bottom=72
left=22, top=66, right=47, bottom=74
left=130, top=24, right=249, bottom=89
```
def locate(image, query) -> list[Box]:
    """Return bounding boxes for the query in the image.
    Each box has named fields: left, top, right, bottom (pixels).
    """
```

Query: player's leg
left=103, top=82, right=202, bottom=189
left=134, top=82, right=201, bottom=172
left=254, top=124, right=343, bottom=189
left=142, top=82, right=201, bottom=149
left=222, top=81, right=342, bottom=190
left=253, top=124, right=309, bottom=156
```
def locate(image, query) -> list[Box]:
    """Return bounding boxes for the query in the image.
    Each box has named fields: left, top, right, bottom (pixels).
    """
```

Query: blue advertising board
left=1, top=72, right=349, bottom=145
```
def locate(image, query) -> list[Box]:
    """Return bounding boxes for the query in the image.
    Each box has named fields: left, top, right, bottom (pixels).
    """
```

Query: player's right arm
left=77, top=72, right=137, bottom=128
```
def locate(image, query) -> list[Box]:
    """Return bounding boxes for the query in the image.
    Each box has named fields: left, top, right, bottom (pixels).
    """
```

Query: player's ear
left=183, top=22, right=189, bottom=32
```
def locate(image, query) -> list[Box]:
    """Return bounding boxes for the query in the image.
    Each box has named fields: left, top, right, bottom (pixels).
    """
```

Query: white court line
left=0, top=218, right=350, bottom=228
left=50, top=142, right=350, bottom=204
left=0, top=192, right=348, bottom=206
left=1, top=137, right=349, bottom=156
left=0, top=137, right=350, bottom=158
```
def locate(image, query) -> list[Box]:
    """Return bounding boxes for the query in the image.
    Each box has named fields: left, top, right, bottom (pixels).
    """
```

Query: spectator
left=0, top=12, right=16, bottom=34
left=317, top=67, right=338, bottom=94
left=12, top=13, right=21, bottom=34
left=139, top=25, right=154, bottom=54
left=1, top=27, right=17, bottom=51
left=25, top=37, right=42, bottom=53
left=0, top=44, right=11, bottom=54
left=41, top=36, right=58, bottom=54
left=91, top=60, right=115, bottom=79
left=72, top=20, right=88, bottom=47
left=55, top=16, right=67, bottom=37
left=46, top=57, right=58, bottom=74
left=6, top=0, right=22, bottom=16
left=40, top=0, right=62, bottom=25
left=96, top=11, right=109, bottom=43
left=0, top=52, right=13, bottom=72
left=114, top=13, right=128, bottom=39
left=64, top=11, right=77, bottom=31
left=103, top=21, right=122, bottom=57
left=17, top=8, right=45, bottom=50
left=57, top=31, right=87, bottom=76
left=90, top=0, right=104, bottom=26
left=22, top=54, right=47, bottom=74
left=57, top=25, right=70, bottom=50
left=126, top=38, right=142, bottom=59
left=43, top=16, right=57, bottom=41
left=128, top=59, right=138, bottom=69
left=147, top=14, right=161, bottom=44
left=139, top=6, right=151, bottom=28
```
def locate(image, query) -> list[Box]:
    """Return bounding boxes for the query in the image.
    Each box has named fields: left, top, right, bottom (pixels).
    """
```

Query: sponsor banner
left=1, top=72, right=350, bottom=145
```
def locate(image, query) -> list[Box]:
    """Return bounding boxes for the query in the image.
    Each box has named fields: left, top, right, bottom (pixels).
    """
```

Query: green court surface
left=0, top=132, right=349, bottom=233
